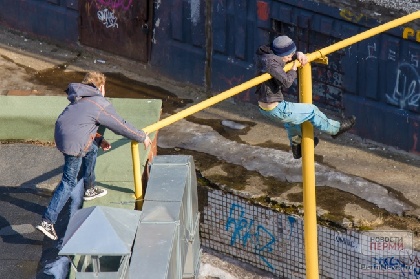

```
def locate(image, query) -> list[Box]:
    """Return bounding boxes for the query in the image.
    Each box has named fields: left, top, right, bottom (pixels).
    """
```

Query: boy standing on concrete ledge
left=255, top=35, right=356, bottom=159
left=37, top=71, right=151, bottom=240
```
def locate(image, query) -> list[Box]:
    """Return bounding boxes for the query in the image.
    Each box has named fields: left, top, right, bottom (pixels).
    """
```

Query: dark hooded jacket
left=255, top=44, right=297, bottom=103
left=54, top=83, right=147, bottom=156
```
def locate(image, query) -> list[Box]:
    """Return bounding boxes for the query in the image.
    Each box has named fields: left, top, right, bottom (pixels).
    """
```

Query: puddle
left=31, top=66, right=192, bottom=114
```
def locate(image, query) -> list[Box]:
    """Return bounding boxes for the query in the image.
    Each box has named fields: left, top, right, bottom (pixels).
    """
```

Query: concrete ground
left=0, top=25, right=419, bottom=278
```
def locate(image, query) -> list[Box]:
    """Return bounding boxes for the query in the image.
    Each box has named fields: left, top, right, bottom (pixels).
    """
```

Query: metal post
left=299, top=63, right=319, bottom=279
left=131, top=141, right=143, bottom=200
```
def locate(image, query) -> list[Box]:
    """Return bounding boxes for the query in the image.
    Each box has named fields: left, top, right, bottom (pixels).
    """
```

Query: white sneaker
left=36, top=220, right=58, bottom=240
left=84, top=187, right=108, bottom=201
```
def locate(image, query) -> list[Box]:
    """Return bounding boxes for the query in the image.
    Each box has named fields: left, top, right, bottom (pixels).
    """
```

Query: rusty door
left=79, top=0, right=153, bottom=62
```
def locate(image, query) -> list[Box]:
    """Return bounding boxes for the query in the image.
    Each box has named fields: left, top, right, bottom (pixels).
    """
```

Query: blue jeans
left=259, top=101, right=340, bottom=146
left=43, top=143, right=98, bottom=224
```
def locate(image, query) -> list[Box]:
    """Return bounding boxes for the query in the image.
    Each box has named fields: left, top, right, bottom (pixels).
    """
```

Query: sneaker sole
left=83, top=189, right=108, bottom=201
left=36, top=225, right=58, bottom=240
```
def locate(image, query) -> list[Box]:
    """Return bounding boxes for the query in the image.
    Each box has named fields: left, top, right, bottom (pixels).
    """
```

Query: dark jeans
left=43, top=143, right=98, bottom=224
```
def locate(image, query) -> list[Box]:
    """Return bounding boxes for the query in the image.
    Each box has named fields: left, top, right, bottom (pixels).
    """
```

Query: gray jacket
left=54, top=83, right=147, bottom=156
left=255, top=45, right=297, bottom=103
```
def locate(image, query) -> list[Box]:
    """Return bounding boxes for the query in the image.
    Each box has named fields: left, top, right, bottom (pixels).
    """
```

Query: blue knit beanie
left=272, top=36, right=296, bottom=57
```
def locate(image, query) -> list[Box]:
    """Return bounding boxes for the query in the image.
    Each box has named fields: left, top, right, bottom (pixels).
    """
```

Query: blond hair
left=82, top=72, right=106, bottom=88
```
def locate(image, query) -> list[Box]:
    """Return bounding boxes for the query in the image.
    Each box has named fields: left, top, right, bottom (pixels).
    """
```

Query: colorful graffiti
left=225, top=203, right=276, bottom=269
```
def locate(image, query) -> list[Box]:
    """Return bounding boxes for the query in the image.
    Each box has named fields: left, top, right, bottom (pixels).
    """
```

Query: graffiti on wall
left=339, top=9, right=367, bottom=24
left=367, top=42, right=377, bottom=60
left=403, top=28, right=420, bottom=43
left=225, top=203, right=276, bottom=269
left=386, top=63, right=420, bottom=110
left=225, top=203, right=299, bottom=270
left=91, top=0, right=135, bottom=29
left=361, top=253, right=420, bottom=278
left=335, top=233, right=360, bottom=252
left=97, top=9, right=119, bottom=28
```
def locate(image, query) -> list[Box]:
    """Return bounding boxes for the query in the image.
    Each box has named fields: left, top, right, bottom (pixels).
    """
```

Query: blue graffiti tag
left=225, top=203, right=276, bottom=269
left=373, top=256, right=420, bottom=278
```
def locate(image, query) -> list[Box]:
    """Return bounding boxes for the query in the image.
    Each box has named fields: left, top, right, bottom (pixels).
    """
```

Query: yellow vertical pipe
left=299, top=63, right=319, bottom=279
left=131, top=141, right=143, bottom=200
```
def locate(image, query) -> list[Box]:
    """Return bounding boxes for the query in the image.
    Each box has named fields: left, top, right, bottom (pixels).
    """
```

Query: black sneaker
left=332, top=116, right=356, bottom=139
left=291, top=137, right=319, bottom=159
left=84, top=187, right=108, bottom=201
left=36, top=220, right=58, bottom=240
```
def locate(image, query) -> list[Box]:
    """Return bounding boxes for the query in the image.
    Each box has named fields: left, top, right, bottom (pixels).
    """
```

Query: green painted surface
left=1, top=96, right=162, bottom=277
left=0, top=95, right=161, bottom=208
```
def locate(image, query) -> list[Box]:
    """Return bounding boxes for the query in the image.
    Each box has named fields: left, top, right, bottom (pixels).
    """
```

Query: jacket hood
left=65, top=83, right=102, bottom=103
left=256, top=44, right=273, bottom=55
